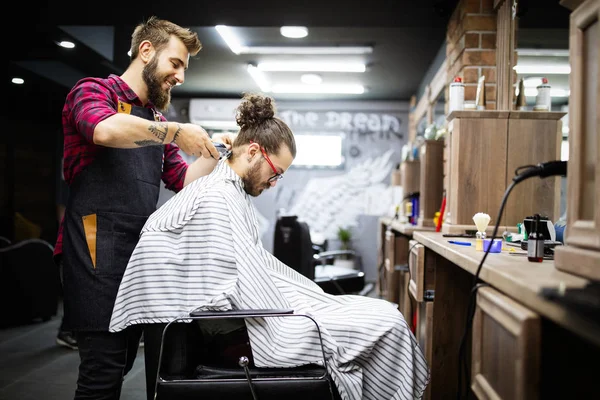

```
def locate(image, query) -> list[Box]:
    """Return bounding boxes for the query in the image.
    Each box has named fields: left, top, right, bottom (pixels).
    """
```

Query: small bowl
left=483, top=239, right=502, bottom=253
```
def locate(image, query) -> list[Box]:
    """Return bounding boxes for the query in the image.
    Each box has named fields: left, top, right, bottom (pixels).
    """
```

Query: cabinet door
left=408, top=240, right=425, bottom=301
left=472, top=287, right=540, bottom=400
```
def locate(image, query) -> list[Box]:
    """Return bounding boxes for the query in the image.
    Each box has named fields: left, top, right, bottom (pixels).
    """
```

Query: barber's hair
left=129, top=16, right=202, bottom=60
left=232, top=93, right=296, bottom=159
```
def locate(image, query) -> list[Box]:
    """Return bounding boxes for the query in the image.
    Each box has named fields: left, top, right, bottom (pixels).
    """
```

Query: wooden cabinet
left=555, top=0, right=600, bottom=280
left=417, top=140, right=445, bottom=228
left=472, top=287, right=540, bottom=400
left=444, top=111, right=564, bottom=234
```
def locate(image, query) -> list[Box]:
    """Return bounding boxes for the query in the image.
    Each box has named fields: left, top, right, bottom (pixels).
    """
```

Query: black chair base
left=152, top=310, right=342, bottom=400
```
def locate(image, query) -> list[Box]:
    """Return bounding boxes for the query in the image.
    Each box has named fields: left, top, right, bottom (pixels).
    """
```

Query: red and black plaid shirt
left=54, top=74, right=188, bottom=257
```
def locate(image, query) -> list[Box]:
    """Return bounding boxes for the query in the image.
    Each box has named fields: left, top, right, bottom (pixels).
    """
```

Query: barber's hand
left=212, top=133, right=234, bottom=150
left=174, top=123, right=220, bottom=159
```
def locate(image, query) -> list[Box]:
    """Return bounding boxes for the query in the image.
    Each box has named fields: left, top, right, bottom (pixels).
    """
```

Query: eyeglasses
left=250, top=140, right=284, bottom=183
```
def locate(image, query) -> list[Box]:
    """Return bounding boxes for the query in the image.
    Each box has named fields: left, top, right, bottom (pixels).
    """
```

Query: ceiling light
left=58, top=41, right=75, bottom=49
left=513, top=64, right=571, bottom=74
left=271, top=84, right=365, bottom=94
left=215, top=25, right=372, bottom=55
left=280, top=26, right=308, bottom=39
left=524, top=88, right=571, bottom=97
left=301, top=74, right=322, bottom=85
left=246, top=46, right=372, bottom=55
left=215, top=25, right=244, bottom=54
left=247, top=64, right=271, bottom=92
left=12, top=77, right=24, bottom=85
left=257, top=62, right=366, bottom=72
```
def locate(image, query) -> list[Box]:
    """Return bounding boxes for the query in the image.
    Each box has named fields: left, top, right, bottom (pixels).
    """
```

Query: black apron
left=62, top=104, right=164, bottom=331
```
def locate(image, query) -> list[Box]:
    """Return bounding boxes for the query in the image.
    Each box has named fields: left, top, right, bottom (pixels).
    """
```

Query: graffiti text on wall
left=279, top=110, right=404, bottom=141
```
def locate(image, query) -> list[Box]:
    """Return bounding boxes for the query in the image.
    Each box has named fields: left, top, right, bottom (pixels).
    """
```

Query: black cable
left=456, top=179, right=517, bottom=399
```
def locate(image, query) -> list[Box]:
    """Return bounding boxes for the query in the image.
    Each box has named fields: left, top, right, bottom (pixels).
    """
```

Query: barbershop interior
left=2, top=0, right=600, bottom=399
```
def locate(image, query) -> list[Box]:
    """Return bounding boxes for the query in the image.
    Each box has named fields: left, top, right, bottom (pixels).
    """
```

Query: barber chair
left=151, top=309, right=342, bottom=400
left=273, top=215, right=365, bottom=295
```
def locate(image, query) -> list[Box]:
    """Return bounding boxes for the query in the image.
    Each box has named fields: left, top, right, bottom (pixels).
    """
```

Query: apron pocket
left=95, top=212, right=148, bottom=276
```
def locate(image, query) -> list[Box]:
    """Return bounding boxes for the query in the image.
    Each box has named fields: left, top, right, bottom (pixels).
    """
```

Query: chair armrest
left=189, top=309, right=294, bottom=318
left=314, top=250, right=356, bottom=261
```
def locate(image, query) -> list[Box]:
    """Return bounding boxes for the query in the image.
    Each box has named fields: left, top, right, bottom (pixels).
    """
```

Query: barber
left=54, top=16, right=225, bottom=399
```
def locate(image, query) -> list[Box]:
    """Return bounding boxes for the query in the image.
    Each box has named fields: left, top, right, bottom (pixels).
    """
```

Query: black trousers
left=74, top=326, right=143, bottom=400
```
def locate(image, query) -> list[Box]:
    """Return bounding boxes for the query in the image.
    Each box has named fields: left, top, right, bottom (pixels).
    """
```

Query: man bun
left=235, top=93, right=276, bottom=130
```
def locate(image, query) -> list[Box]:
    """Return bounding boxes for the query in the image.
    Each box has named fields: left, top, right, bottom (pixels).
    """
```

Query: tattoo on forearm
left=173, top=124, right=182, bottom=143
left=148, top=122, right=169, bottom=142
left=135, top=139, right=162, bottom=147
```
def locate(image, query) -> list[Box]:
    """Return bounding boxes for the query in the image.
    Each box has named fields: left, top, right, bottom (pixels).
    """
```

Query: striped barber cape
left=109, top=160, right=429, bottom=400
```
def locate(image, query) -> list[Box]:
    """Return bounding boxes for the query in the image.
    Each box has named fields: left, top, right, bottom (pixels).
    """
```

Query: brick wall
left=446, top=0, right=497, bottom=110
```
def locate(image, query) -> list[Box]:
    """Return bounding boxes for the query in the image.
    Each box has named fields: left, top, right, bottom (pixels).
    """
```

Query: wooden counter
left=413, top=230, right=599, bottom=346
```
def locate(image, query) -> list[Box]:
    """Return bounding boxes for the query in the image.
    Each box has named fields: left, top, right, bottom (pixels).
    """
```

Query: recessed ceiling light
left=58, top=41, right=75, bottom=49
left=280, top=26, right=308, bottom=39
left=12, top=77, right=24, bottom=85
left=257, top=62, right=366, bottom=73
left=301, top=74, right=322, bottom=85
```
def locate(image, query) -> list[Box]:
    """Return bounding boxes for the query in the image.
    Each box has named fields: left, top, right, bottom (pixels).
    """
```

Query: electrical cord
left=456, top=179, right=516, bottom=399
left=455, top=160, right=567, bottom=399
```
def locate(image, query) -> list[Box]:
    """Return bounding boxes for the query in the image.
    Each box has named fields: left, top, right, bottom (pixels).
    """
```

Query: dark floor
left=0, top=304, right=146, bottom=400
left=0, top=283, right=378, bottom=400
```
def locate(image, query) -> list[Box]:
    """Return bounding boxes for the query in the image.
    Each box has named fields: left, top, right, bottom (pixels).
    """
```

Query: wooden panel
left=398, top=271, right=413, bottom=325
left=472, top=287, right=540, bottom=400
left=496, top=0, right=517, bottom=110
left=505, top=116, right=563, bottom=224
left=384, top=230, right=398, bottom=303
left=560, top=0, right=587, bottom=11
left=429, top=253, right=473, bottom=399
left=446, top=116, right=508, bottom=229
left=408, top=240, right=425, bottom=301
left=376, top=219, right=388, bottom=296
left=417, top=301, right=434, bottom=400
left=555, top=0, right=600, bottom=279
left=418, top=140, right=445, bottom=228
left=400, top=160, right=421, bottom=195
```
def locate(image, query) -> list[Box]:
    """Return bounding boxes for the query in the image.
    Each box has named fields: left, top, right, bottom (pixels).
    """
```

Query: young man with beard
left=110, top=93, right=430, bottom=400
left=55, top=16, right=226, bottom=399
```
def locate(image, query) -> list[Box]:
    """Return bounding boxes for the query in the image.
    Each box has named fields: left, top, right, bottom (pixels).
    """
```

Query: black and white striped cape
left=109, top=160, right=429, bottom=400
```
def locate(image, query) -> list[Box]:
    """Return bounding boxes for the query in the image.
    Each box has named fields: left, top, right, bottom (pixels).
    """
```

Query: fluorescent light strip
left=215, top=25, right=372, bottom=55
left=271, top=84, right=365, bottom=94
left=524, top=88, right=571, bottom=97
left=513, top=65, right=571, bottom=74
left=247, top=64, right=271, bottom=92
left=257, top=62, right=366, bottom=72
left=517, top=48, right=569, bottom=57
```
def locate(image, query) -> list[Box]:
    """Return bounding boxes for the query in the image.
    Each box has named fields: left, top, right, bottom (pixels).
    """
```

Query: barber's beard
left=243, top=161, right=271, bottom=197
left=143, top=56, right=171, bottom=111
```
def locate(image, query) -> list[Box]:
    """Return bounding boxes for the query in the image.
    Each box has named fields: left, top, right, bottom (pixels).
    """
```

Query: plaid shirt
left=54, top=74, right=188, bottom=257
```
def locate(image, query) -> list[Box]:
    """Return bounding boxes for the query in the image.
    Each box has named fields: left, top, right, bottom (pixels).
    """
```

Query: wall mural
left=287, top=148, right=399, bottom=240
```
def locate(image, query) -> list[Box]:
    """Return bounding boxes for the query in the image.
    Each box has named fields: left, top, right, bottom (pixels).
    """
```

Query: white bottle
left=449, top=77, right=465, bottom=114
left=535, top=77, right=551, bottom=111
